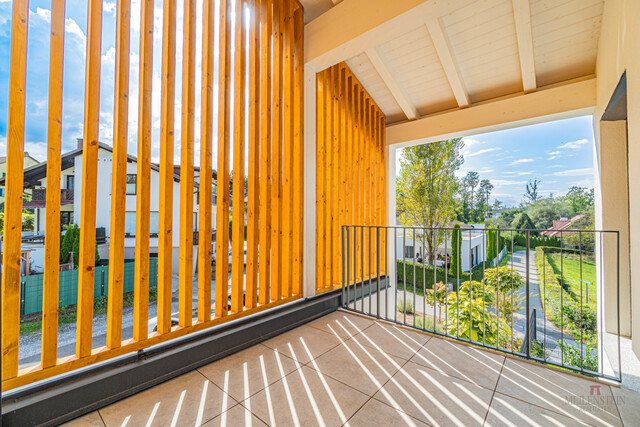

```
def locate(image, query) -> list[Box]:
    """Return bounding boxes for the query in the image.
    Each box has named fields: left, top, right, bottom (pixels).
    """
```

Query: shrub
left=397, top=299, right=414, bottom=315
left=558, top=340, right=598, bottom=372
left=562, top=305, right=596, bottom=333
left=451, top=224, right=462, bottom=279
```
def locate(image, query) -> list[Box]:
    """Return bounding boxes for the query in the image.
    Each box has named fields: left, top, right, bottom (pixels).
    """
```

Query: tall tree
left=463, top=171, right=480, bottom=209
left=564, top=186, right=594, bottom=215
left=524, top=179, right=541, bottom=204
left=397, top=138, right=464, bottom=262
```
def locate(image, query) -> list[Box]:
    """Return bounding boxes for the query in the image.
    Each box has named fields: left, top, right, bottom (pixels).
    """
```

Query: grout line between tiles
left=482, top=356, right=506, bottom=426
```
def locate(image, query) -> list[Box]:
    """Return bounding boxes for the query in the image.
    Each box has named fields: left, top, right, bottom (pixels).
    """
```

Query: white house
left=19, top=140, right=216, bottom=275
left=395, top=225, right=487, bottom=273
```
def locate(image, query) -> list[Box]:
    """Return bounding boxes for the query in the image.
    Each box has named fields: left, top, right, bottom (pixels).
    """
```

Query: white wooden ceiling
left=314, top=0, right=605, bottom=124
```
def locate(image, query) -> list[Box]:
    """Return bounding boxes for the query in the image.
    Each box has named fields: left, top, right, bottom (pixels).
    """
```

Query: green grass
left=546, top=253, right=597, bottom=313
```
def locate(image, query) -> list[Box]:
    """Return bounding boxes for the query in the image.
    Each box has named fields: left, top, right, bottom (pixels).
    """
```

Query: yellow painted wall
left=594, top=0, right=640, bottom=355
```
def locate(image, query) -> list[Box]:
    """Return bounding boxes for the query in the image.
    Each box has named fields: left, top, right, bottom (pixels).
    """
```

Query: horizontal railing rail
left=341, top=225, right=621, bottom=382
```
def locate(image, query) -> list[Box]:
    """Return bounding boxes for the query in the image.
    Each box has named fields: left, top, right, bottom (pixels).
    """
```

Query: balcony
left=62, top=310, right=638, bottom=426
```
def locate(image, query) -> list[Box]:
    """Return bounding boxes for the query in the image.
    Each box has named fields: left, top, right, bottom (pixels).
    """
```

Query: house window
left=60, top=212, right=74, bottom=228
left=0, top=188, right=4, bottom=197
left=65, top=175, right=74, bottom=190
left=404, top=245, right=414, bottom=259
left=126, top=174, right=137, bottom=195
left=125, top=211, right=160, bottom=236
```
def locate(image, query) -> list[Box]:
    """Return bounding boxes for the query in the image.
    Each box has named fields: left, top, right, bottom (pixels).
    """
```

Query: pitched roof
left=541, top=214, right=587, bottom=237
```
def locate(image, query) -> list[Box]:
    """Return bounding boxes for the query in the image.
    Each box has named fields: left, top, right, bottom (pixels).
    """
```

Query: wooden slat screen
left=2, top=0, right=304, bottom=391
left=316, top=63, right=387, bottom=292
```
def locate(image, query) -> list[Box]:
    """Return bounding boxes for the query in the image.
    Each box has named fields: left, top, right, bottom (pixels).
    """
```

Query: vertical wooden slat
left=380, top=113, right=386, bottom=272
left=331, top=66, right=340, bottom=286
left=338, top=65, right=347, bottom=285
left=198, top=0, right=214, bottom=322
left=370, top=104, right=377, bottom=274
left=291, top=5, right=304, bottom=296
left=157, top=0, right=177, bottom=334
left=270, top=0, right=283, bottom=301
left=281, top=0, right=293, bottom=298
left=106, top=0, right=132, bottom=349
left=358, top=89, right=365, bottom=280
left=258, top=0, right=272, bottom=305
left=323, top=69, right=332, bottom=288
left=231, top=0, right=246, bottom=313
left=245, top=0, right=260, bottom=309
left=76, top=0, right=103, bottom=358
left=363, top=98, right=371, bottom=277
left=178, top=0, right=196, bottom=328
left=133, top=0, right=153, bottom=342
left=2, top=0, right=29, bottom=379
left=353, top=83, right=361, bottom=283
left=41, top=0, right=66, bottom=369
left=316, top=71, right=325, bottom=291
left=215, top=0, right=232, bottom=317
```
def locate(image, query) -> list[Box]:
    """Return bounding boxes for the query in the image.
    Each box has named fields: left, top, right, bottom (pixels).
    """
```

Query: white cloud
left=31, top=7, right=51, bottom=22
left=558, top=138, right=589, bottom=150
left=492, top=179, right=528, bottom=186
left=510, top=158, right=534, bottom=165
left=103, top=1, right=116, bottom=14
left=65, top=17, right=87, bottom=44
left=467, top=147, right=500, bottom=157
left=552, top=168, right=593, bottom=177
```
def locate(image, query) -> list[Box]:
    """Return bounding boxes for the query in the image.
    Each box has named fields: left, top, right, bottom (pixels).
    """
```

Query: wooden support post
left=292, top=5, right=304, bottom=296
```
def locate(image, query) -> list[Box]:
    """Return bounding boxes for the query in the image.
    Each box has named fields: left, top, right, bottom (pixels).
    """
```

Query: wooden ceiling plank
left=365, top=47, right=418, bottom=120
left=513, top=0, right=537, bottom=93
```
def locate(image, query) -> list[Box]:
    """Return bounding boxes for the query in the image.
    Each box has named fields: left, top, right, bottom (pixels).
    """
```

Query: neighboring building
left=8, top=140, right=216, bottom=275
left=396, top=224, right=487, bottom=272
left=541, top=214, right=587, bottom=237
left=0, top=152, right=40, bottom=203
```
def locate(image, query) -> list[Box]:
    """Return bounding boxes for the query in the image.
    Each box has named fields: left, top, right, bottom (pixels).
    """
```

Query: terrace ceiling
left=304, top=0, right=604, bottom=125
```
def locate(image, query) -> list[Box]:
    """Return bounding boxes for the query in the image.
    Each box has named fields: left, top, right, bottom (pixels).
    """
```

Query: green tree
left=60, top=224, right=78, bottom=263
left=524, top=179, right=541, bottom=204
left=511, top=212, right=535, bottom=230
left=563, top=186, right=594, bottom=215
left=528, top=198, right=572, bottom=229
left=397, top=138, right=464, bottom=262
left=463, top=171, right=480, bottom=210
left=450, top=224, right=462, bottom=280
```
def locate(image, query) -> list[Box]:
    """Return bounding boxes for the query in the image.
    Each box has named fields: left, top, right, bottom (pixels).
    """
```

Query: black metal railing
left=341, top=225, right=621, bottom=382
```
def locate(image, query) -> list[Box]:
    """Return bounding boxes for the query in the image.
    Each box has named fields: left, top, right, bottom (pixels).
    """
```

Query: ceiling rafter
left=425, top=17, right=470, bottom=108
left=365, top=47, right=418, bottom=120
left=512, top=0, right=537, bottom=93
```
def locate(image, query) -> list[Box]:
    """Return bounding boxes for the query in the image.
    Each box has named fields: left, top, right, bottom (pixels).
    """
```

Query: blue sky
left=395, top=115, right=596, bottom=207
left=456, top=116, right=596, bottom=206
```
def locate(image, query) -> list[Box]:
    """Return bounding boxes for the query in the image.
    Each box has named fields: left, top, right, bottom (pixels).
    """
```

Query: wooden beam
left=245, top=0, right=260, bottom=308
left=365, top=47, right=417, bottom=120
left=315, top=70, right=326, bottom=291
left=197, top=0, right=214, bottom=321
left=42, top=0, right=66, bottom=369
left=305, top=0, right=474, bottom=70
left=106, top=0, right=132, bottom=349
left=76, top=0, right=103, bottom=359
left=258, top=0, right=272, bottom=305
left=512, top=0, right=536, bottom=93
left=425, top=17, right=469, bottom=108
left=386, top=77, right=597, bottom=146
left=230, top=0, right=246, bottom=313
left=2, top=0, right=29, bottom=379
left=215, top=0, right=232, bottom=317
left=157, top=0, right=176, bottom=334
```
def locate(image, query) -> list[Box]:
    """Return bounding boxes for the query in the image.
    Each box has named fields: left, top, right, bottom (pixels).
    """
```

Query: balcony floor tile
left=73, top=309, right=637, bottom=426
left=197, top=343, right=298, bottom=402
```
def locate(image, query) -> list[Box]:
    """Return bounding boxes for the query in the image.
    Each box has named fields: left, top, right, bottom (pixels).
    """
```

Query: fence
left=19, top=259, right=159, bottom=316
left=341, top=225, right=622, bottom=382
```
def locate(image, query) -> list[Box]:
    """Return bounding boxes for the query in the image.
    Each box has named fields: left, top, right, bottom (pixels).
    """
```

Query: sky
left=396, top=115, right=596, bottom=207
left=0, top=0, right=245, bottom=165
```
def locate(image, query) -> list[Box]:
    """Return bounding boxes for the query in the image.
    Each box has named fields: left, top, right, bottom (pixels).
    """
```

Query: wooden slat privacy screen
left=316, top=63, right=386, bottom=292
left=2, top=0, right=303, bottom=391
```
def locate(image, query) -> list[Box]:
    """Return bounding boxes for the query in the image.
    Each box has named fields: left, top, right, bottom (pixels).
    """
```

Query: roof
left=0, top=142, right=209, bottom=189
left=541, top=214, right=587, bottom=237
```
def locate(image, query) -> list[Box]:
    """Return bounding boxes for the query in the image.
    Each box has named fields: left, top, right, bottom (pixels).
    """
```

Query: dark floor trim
left=1, top=290, right=341, bottom=427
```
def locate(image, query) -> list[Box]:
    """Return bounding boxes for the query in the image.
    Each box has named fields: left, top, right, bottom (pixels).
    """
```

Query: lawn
left=546, top=253, right=597, bottom=313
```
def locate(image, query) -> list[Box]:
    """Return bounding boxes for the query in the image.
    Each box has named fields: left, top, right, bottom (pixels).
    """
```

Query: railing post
left=376, top=227, right=381, bottom=319
left=341, top=226, right=346, bottom=307
left=525, top=230, right=531, bottom=358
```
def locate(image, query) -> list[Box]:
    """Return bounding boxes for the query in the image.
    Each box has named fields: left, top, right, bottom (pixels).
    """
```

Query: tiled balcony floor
left=64, top=310, right=640, bottom=426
